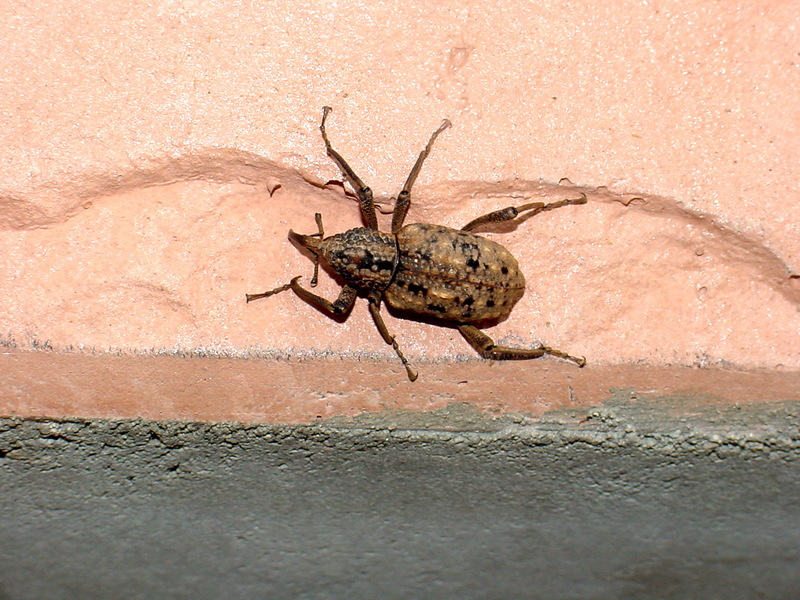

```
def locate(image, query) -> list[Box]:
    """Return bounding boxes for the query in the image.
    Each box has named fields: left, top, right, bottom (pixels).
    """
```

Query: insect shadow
left=247, top=106, right=587, bottom=381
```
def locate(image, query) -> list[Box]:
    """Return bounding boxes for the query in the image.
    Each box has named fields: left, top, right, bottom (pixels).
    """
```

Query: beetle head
left=288, top=229, right=322, bottom=256
left=288, top=228, right=326, bottom=287
left=288, top=224, right=398, bottom=292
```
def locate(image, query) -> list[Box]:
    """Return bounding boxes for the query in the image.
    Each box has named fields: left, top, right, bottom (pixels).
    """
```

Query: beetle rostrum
left=247, top=106, right=587, bottom=381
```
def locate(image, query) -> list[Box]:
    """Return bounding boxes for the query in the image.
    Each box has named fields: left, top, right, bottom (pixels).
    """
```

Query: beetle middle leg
left=368, top=293, right=418, bottom=382
left=461, top=193, right=588, bottom=232
left=320, top=106, right=378, bottom=231
left=391, top=118, right=452, bottom=234
left=458, top=324, right=586, bottom=367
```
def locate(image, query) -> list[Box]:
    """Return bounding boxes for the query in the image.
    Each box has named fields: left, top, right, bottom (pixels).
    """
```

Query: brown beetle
left=247, top=107, right=586, bottom=381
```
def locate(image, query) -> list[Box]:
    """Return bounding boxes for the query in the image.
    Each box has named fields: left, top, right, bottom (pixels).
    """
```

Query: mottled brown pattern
left=318, top=227, right=397, bottom=291
left=385, top=224, right=525, bottom=322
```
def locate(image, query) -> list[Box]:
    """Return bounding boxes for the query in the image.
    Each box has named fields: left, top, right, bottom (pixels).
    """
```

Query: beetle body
left=247, top=107, right=587, bottom=381
left=389, top=224, right=525, bottom=323
left=300, top=223, right=525, bottom=324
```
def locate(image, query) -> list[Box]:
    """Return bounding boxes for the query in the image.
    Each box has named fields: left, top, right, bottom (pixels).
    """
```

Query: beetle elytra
left=246, top=106, right=587, bottom=381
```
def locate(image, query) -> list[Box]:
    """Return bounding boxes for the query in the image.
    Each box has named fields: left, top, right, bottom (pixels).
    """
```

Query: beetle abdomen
left=386, top=223, right=525, bottom=323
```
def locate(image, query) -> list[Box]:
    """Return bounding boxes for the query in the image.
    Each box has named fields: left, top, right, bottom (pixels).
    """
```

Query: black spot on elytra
left=501, top=266, right=509, bottom=275
left=462, top=297, right=475, bottom=306
left=427, top=303, right=447, bottom=314
left=466, top=258, right=480, bottom=270
left=486, top=299, right=495, bottom=308
left=408, top=283, right=427, bottom=296
left=460, top=241, right=480, bottom=255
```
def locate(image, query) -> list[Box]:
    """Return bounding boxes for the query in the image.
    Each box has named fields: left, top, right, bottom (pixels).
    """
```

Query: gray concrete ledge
left=1, top=398, right=799, bottom=599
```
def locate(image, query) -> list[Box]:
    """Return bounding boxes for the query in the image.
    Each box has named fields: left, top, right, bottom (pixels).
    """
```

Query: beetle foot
left=245, top=277, right=301, bottom=303
left=542, top=346, right=586, bottom=367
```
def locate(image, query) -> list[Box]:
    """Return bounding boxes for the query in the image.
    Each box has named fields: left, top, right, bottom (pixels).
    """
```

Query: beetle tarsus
left=541, top=346, right=587, bottom=368
left=245, top=278, right=298, bottom=303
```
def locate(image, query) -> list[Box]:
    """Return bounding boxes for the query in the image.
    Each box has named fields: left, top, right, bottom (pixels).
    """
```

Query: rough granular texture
left=1, top=402, right=799, bottom=598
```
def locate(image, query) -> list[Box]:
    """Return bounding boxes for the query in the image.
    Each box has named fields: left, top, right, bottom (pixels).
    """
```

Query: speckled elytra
left=247, top=106, right=587, bottom=381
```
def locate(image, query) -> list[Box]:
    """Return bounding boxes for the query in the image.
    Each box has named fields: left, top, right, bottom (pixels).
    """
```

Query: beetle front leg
left=458, top=324, right=586, bottom=367
left=308, top=213, right=325, bottom=287
left=461, top=193, right=587, bottom=232
left=391, top=118, right=452, bottom=234
left=368, top=295, right=418, bottom=382
left=289, top=278, right=358, bottom=317
left=320, top=106, right=379, bottom=231
left=247, top=276, right=357, bottom=317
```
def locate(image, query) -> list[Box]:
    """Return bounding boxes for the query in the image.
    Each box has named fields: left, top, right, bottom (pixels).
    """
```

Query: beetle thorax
left=319, top=227, right=398, bottom=291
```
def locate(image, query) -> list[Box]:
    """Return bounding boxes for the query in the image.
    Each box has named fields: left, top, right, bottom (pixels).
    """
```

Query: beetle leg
left=320, top=106, right=379, bottom=231
left=245, top=281, right=293, bottom=303
left=247, top=276, right=357, bottom=317
left=309, top=213, right=324, bottom=287
left=290, top=278, right=358, bottom=317
left=460, top=193, right=587, bottom=232
left=368, top=295, right=418, bottom=382
left=392, top=118, right=452, bottom=234
left=457, top=324, right=586, bottom=367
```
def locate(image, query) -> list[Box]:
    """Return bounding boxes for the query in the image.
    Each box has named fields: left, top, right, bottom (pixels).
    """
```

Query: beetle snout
left=288, top=230, right=321, bottom=255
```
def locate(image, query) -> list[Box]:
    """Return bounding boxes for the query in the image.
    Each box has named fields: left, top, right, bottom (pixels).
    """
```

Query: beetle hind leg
left=458, top=324, right=586, bottom=367
left=368, top=295, right=418, bottom=381
left=461, top=193, right=587, bottom=232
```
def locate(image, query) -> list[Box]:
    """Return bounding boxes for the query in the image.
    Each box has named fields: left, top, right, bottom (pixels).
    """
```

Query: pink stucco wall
left=1, top=1, right=798, bottom=422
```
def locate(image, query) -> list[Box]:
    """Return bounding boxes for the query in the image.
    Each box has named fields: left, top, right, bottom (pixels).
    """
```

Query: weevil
left=246, top=106, right=587, bottom=381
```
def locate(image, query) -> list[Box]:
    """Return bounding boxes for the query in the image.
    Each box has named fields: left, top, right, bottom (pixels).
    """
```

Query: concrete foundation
left=2, top=397, right=798, bottom=599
